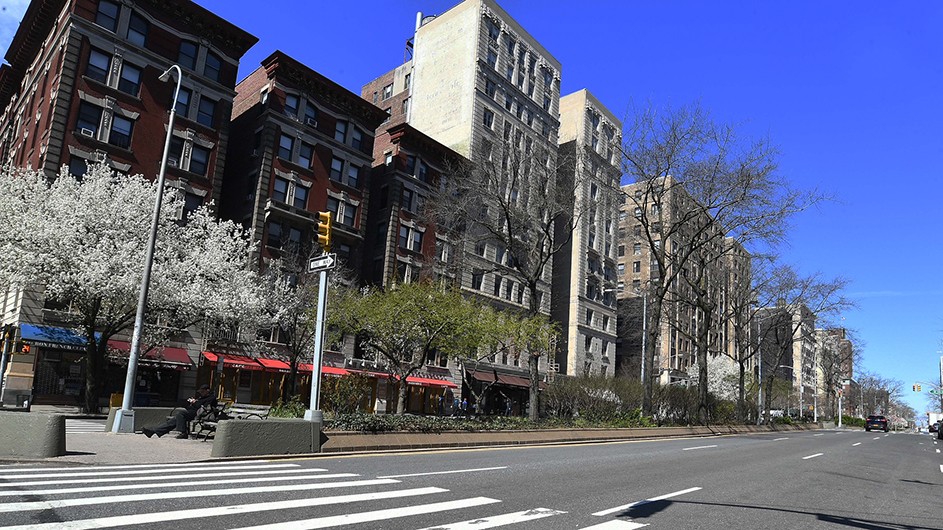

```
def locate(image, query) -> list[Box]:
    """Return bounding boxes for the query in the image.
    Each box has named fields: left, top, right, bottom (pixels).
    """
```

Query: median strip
left=802, top=453, right=823, bottom=460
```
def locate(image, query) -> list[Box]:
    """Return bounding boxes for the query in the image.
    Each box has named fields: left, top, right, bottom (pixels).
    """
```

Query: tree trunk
left=83, top=339, right=102, bottom=414
left=737, top=361, right=747, bottom=423
left=528, top=353, right=539, bottom=421
left=396, top=378, right=408, bottom=415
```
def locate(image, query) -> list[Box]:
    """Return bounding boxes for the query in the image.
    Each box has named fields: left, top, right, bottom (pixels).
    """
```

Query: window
left=197, top=97, right=216, bottom=128
left=190, top=144, right=210, bottom=176
left=483, top=108, right=494, bottom=128
left=204, top=52, right=222, bottom=82
left=174, top=87, right=191, bottom=117
left=273, top=177, right=289, bottom=203
left=277, top=134, right=294, bottom=160
left=168, top=136, right=184, bottom=165
left=346, top=165, right=360, bottom=187
left=485, top=78, right=496, bottom=98
left=267, top=220, right=282, bottom=247
left=68, top=156, right=88, bottom=178
left=127, top=12, right=149, bottom=47
left=634, top=243, right=642, bottom=255
left=633, top=261, right=641, bottom=273
left=117, top=62, right=142, bottom=95
left=602, top=316, right=610, bottom=331
left=618, top=245, right=625, bottom=257
left=330, top=157, right=343, bottom=181
left=585, top=309, right=594, bottom=326
left=340, top=201, right=356, bottom=226
left=351, top=128, right=364, bottom=150
left=506, top=37, right=515, bottom=55
left=298, top=142, right=313, bottom=168
left=95, top=0, right=120, bottom=32
left=487, top=19, right=500, bottom=41
left=109, top=115, right=133, bottom=149
left=178, top=41, right=198, bottom=70
left=304, top=103, right=317, bottom=126
left=634, top=225, right=642, bottom=236
left=486, top=50, right=498, bottom=69
left=417, top=161, right=428, bottom=183
left=505, top=64, right=514, bottom=82
left=334, top=120, right=347, bottom=143
left=86, top=48, right=110, bottom=83
left=382, top=83, right=393, bottom=99
left=493, top=276, right=502, bottom=296
left=401, top=187, right=414, bottom=211
left=543, top=69, right=553, bottom=89
left=284, top=94, right=299, bottom=117
left=404, top=73, right=411, bottom=89
left=472, top=269, right=484, bottom=290
left=293, top=185, right=308, bottom=209
left=584, top=335, right=592, bottom=351
left=617, top=263, right=625, bottom=274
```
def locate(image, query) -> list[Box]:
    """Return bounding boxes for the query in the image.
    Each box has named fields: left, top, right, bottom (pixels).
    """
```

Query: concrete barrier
left=211, top=418, right=322, bottom=458
left=0, top=413, right=66, bottom=457
left=105, top=407, right=177, bottom=433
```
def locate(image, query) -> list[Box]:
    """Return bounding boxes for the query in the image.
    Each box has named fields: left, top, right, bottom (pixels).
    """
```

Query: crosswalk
left=64, top=419, right=106, bottom=434
left=0, top=459, right=655, bottom=529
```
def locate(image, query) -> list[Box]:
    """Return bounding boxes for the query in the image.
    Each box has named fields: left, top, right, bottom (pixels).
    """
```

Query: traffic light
left=916, top=384, right=922, bottom=392
left=316, top=211, right=332, bottom=252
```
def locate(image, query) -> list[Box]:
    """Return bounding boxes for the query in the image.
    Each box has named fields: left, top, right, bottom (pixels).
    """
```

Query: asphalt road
left=0, top=428, right=940, bottom=529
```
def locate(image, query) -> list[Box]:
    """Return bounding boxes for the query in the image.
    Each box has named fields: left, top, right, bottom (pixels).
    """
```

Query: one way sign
left=307, top=253, right=337, bottom=273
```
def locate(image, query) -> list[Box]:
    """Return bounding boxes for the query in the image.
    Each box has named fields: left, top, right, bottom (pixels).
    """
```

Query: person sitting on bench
left=142, top=384, right=216, bottom=439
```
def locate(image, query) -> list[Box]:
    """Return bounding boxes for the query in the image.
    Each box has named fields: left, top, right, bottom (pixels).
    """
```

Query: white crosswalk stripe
left=0, top=459, right=570, bottom=530
left=64, top=419, right=106, bottom=433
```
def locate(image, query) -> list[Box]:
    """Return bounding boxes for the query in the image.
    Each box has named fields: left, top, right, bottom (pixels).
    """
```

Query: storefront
left=105, top=340, right=193, bottom=406
left=467, top=370, right=539, bottom=416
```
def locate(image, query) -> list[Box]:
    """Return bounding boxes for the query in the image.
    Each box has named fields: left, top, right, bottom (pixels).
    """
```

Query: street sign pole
left=305, top=253, right=335, bottom=423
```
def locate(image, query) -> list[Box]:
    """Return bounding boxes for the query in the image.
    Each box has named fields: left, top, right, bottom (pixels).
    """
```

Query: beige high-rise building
left=617, top=177, right=747, bottom=384
left=551, top=89, right=622, bottom=377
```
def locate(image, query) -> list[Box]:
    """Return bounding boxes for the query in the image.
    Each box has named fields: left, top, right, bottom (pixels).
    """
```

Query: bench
left=190, top=402, right=272, bottom=441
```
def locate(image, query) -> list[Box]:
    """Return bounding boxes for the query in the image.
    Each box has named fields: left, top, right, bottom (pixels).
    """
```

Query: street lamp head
left=158, top=64, right=180, bottom=83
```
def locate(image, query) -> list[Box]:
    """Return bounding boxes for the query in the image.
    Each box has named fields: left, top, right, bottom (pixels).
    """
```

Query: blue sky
left=3, top=1, right=941, bottom=417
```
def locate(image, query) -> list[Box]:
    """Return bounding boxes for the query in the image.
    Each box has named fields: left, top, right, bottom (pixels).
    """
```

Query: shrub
left=269, top=395, right=307, bottom=418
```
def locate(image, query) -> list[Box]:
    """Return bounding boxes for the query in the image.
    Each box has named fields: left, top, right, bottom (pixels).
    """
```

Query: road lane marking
left=873, top=437, right=880, bottom=440
left=415, top=507, right=565, bottom=529
left=0, top=487, right=450, bottom=530
left=940, top=465, right=943, bottom=474
left=233, top=497, right=502, bottom=530
left=0, top=463, right=300, bottom=480
left=0, top=460, right=281, bottom=473
left=0, top=473, right=359, bottom=497
left=936, top=449, right=940, bottom=453
left=814, top=434, right=824, bottom=437
left=852, top=443, right=861, bottom=446
left=0, top=478, right=401, bottom=513
left=592, top=487, right=702, bottom=516
left=377, top=466, right=507, bottom=479
left=0, top=468, right=325, bottom=488
left=579, top=521, right=649, bottom=529
left=802, top=453, right=823, bottom=460
left=682, top=445, right=717, bottom=451
left=773, top=437, right=789, bottom=441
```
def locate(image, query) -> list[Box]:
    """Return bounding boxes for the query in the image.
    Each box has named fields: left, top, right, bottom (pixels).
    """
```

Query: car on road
left=929, top=421, right=939, bottom=433
left=865, top=415, right=889, bottom=432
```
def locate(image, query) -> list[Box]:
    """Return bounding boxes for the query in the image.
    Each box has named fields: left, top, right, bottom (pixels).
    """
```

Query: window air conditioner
left=79, top=128, right=94, bottom=137
left=305, top=117, right=317, bottom=127
left=167, top=157, right=179, bottom=168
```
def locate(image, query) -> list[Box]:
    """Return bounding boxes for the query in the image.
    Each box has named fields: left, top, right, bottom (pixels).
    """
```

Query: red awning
left=108, top=340, right=192, bottom=370
left=298, top=364, right=350, bottom=376
left=469, top=371, right=545, bottom=390
left=202, top=351, right=264, bottom=371
left=256, top=357, right=291, bottom=372
left=470, top=371, right=497, bottom=383
left=406, top=376, right=457, bottom=388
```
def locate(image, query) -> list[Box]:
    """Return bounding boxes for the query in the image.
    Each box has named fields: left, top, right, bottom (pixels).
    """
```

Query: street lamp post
left=112, top=65, right=182, bottom=434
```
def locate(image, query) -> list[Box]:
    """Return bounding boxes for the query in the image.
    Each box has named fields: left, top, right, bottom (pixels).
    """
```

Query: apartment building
left=617, top=177, right=746, bottom=384
left=755, top=304, right=817, bottom=414
left=551, top=89, right=622, bottom=378
left=814, top=327, right=854, bottom=416
left=0, top=0, right=256, bottom=407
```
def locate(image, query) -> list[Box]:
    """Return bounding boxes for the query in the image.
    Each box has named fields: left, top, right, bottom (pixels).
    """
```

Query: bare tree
left=815, top=327, right=862, bottom=420
left=621, top=102, right=825, bottom=421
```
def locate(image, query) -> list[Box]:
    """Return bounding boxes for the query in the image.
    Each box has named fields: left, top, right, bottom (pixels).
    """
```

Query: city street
left=0, top=429, right=940, bottom=529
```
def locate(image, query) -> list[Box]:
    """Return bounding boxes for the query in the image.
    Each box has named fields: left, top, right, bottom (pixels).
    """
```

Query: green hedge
left=325, top=411, right=654, bottom=433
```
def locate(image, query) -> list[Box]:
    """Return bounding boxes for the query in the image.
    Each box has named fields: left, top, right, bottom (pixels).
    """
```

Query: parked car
left=865, top=415, right=889, bottom=432
left=929, top=421, right=940, bottom=433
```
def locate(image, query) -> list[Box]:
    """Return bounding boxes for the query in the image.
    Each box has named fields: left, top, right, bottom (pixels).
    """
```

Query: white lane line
left=377, top=466, right=507, bottom=479
left=579, top=521, right=649, bottom=529
left=0, top=468, right=322, bottom=488
left=415, top=507, right=565, bottom=529
left=0, top=463, right=300, bottom=480
left=0, top=473, right=359, bottom=497
left=936, top=449, right=940, bottom=453
left=940, top=465, right=943, bottom=474
left=813, top=434, right=824, bottom=437
left=873, top=437, right=880, bottom=440
left=592, top=487, right=702, bottom=517
left=0, top=459, right=277, bottom=473
left=0, top=487, right=449, bottom=530
left=682, top=445, right=717, bottom=451
left=0, top=478, right=400, bottom=513
left=773, top=437, right=789, bottom=441
left=233, top=497, right=502, bottom=530
left=852, top=442, right=862, bottom=447
left=803, top=453, right=823, bottom=460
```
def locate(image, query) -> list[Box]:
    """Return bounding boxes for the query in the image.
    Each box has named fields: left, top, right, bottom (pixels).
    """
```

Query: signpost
left=305, top=252, right=335, bottom=423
